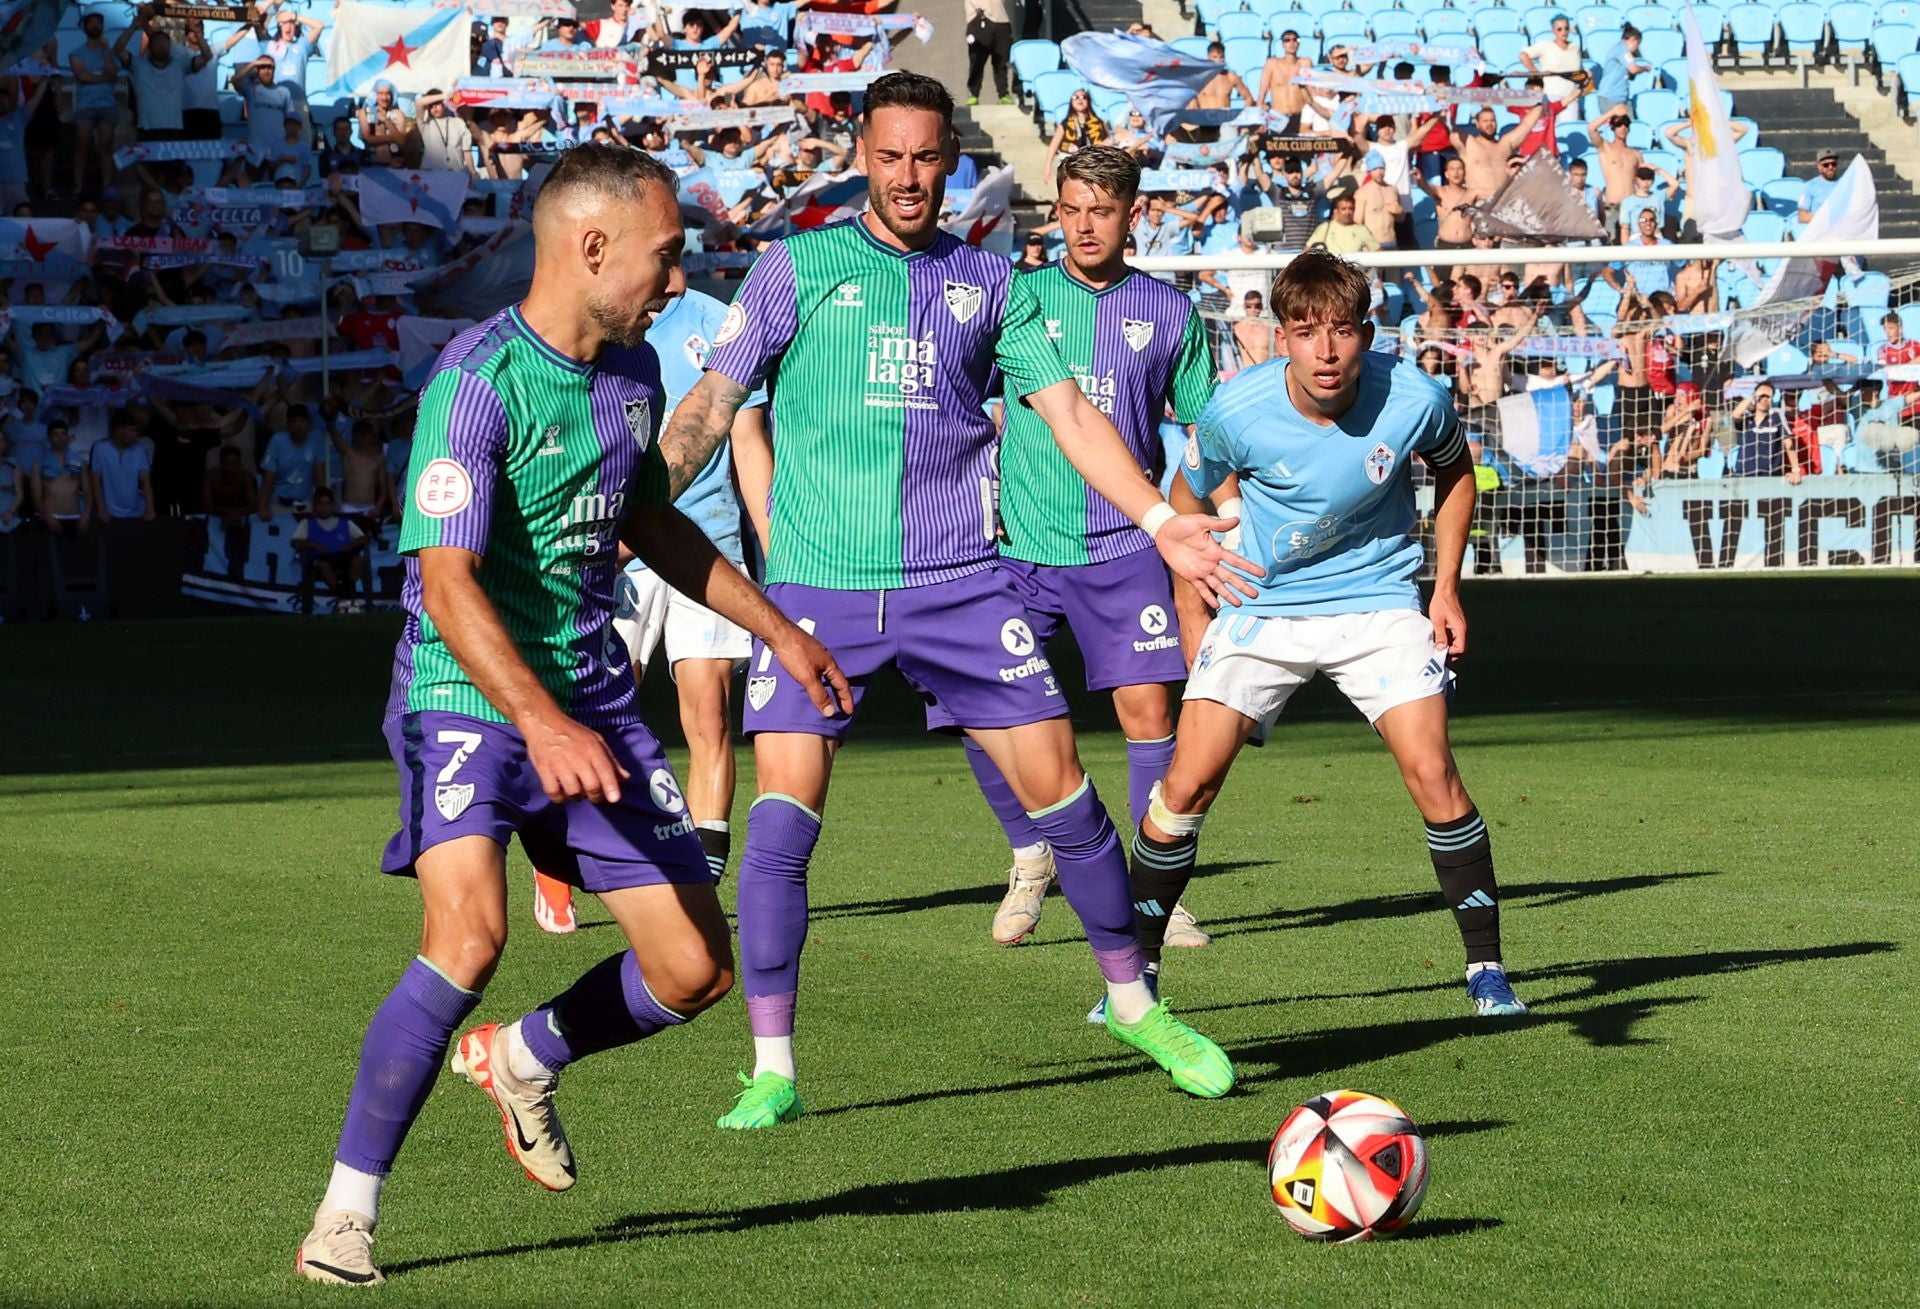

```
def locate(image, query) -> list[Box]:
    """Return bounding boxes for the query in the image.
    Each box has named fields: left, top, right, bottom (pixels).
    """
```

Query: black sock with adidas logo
left=696, top=824, right=731, bottom=882
left=1426, top=808, right=1501, bottom=964
left=1130, top=822, right=1198, bottom=966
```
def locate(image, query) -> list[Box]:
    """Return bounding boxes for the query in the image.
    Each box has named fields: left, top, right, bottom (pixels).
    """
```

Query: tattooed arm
left=657, top=370, right=752, bottom=501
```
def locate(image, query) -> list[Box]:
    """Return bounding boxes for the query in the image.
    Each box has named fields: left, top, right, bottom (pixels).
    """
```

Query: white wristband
left=1214, top=496, right=1242, bottom=524
left=1140, top=501, right=1178, bottom=540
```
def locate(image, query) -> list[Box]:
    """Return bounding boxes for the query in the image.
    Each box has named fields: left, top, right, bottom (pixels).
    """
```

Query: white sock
left=504, top=1017, right=557, bottom=1087
left=753, top=1035, right=796, bottom=1081
left=319, top=1162, right=384, bottom=1225
left=1466, top=960, right=1505, bottom=979
left=696, top=820, right=730, bottom=835
left=1106, top=977, right=1155, bottom=1025
left=1012, top=840, right=1049, bottom=863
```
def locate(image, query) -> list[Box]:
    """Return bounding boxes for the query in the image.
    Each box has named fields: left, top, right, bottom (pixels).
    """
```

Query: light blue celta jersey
left=630, top=289, right=766, bottom=569
left=1184, top=352, right=1467, bottom=617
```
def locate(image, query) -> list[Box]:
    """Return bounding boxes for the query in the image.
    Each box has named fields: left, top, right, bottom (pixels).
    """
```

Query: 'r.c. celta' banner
left=1624, top=474, right=1919, bottom=572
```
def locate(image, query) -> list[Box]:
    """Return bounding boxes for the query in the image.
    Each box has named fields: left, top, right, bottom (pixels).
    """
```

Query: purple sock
left=334, top=957, right=480, bottom=1176
left=736, top=793, right=821, bottom=1037
left=1125, top=735, right=1177, bottom=833
left=1028, top=777, right=1146, bottom=983
left=519, top=951, right=686, bottom=1073
left=963, top=737, right=1046, bottom=850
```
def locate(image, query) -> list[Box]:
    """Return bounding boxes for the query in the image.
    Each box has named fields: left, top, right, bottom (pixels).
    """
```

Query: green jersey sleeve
left=1168, top=308, right=1218, bottom=425
left=993, top=271, right=1074, bottom=399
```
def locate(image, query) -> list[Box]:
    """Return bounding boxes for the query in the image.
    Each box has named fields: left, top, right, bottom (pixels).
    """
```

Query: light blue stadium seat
left=1263, top=9, right=1314, bottom=40
left=1691, top=4, right=1731, bottom=43
left=1089, top=87, right=1130, bottom=122
left=1725, top=3, right=1778, bottom=62
left=1628, top=68, right=1663, bottom=94
left=1216, top=12, right=1267, bottom=42
left=1171, top=35, right=1215, bottom=59
left=1224, top=35, right=1270, bottom=79
left=1739, top=148, right=1787, bottom=186
left=1640, top=28, right=1685, bottom=64
left=1009, top=40, right=1061, bottom=93
left=1776, top=3, right=1828, bottom=60
left=1574, top=6, right=1620, bottom=40
left=1896, top=303, right=1920, bottom=339
left=1296, top=0, right=1348, bottom=19
left=1730, top=115, right=1760, bottom=147
left=1246, top=0, right=1300, bottom=21
left=1472, top=8, right=1525, bottom=38
left=1480, top=30, right=1529, bottom=69
left=1626, top=120, right=1655, bottom=150
left=1760, top=176, right=1807, bottom=214
left=1402, top=0, right=1453, bottom=19
left=1846, top=271, right=1893, bottom=306
left=1320, top=10, right=1371, bottom=45
left=1196, top=0, right=1243, bottom=36
left=1829, top=2, right=1877, bottom=60
left=1424, top=10, right=1473, bottom=39
left=1840, top=442, right=1883, bottom=473
left=1624, top=4, right=1677, bottom=31
left=1873, top=21, right=1920, bottom=67
left=1557, top=121, right=1591, bottom=154
left=1634, top=87, right=1680, bottom=121
left=1372, top=10, right=1421, bottom=40
left=1643, top=146, right=1685, bottom=177
left=1881, top=0, right=1920, bottom=24
left=1030, top=70, right=1084, bottom=128
left=1661, top=57, right=1691, bottom=92
left=1742, top=211, right=1787, bottom=241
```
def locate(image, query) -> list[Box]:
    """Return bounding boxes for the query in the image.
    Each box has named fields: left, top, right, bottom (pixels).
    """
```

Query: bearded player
left=971, top=146, right=1215, bottom=951
left=295, top=146, right=849, bottom=1286
left=1124, top=249, right=1528, bottom=1021
left=663, top=72, right=1260, bottom=1130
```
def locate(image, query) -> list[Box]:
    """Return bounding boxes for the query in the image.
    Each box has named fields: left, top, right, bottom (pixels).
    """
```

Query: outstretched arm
left=658, top=370, right=752, bottom=500
left=1025, top=379, right=1260, bottom=606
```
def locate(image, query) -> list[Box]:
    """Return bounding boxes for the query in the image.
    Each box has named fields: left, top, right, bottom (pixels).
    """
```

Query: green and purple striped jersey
left=388, top=305, right=668, bottom=727
left=705, top=219, right=1071, bottom=590
left=999, top=264, right=1216, bottom=566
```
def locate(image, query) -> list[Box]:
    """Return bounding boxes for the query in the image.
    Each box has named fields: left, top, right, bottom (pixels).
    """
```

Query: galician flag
left=1681, top=6, right=1748, bottom=242
left=319, top=1, right=469, bottom=99
left=1061, top=33, right=1221, bottom=134
left=357, top=168, right=471, bottom=231
left=1731, top=155, right=1880, bottom=366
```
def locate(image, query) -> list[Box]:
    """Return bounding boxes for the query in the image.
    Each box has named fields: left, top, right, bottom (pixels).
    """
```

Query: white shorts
left=1184, top=608, right=1453, bottom=727
left=613, top=563, right=752, bottom=673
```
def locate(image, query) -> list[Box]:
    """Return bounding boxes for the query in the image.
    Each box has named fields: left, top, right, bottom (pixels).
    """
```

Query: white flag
left=355, top=168, right=471, bottom=231
left=1681, top=6, right=1749, bottom=242
left=320, top=1, right=470, bottom=99
left=942, top=166, right=1016, bottom=255
left=1731, top=156, right=1879, bottom=366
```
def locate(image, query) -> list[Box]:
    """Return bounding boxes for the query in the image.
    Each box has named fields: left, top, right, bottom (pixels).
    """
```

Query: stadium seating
left=1776, top=4, right=1829, bottom=64
left=1030, top=69, right=1083, bottom=129
left=1640, top=29, right=1686, bottom=66
left=1009, top=40, right=1062, bottom=99
left=1760, top=177, right=1808, bottom=214
left=1726, top=4, right=1780, bottom=63
left=1896, top=49, right=1920, bottom=109
left=1829, top=3, right=1878, bottom=64
left=1319, top=11, right=1370, bottom=46
left=1574, top=7, right=1619, bottom=40
left=1472, top=9, right=1525, bottom=38
left=1424, top=10, right=1472, bottom=39
left=1480, top=31, right=1529, bottom=70
left=1624, top=4, right=1677, bottom=33
left=1215, top=12, right=1267, bottom=43
left=1372, top=11, right=1421, bottom=41
left=1224, top=35, right=1269, bottom=80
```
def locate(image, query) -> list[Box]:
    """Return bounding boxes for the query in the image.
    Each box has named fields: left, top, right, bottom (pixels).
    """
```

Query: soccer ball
left=1267, top=1090, right=1429, bottom=1242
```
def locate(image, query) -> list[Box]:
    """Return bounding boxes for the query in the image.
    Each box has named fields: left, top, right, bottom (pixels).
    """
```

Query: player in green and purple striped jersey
left=667, top=73, right=1263, bottom=1129
left=296, top=146, right=850, bottom=1288
left=970, top=147, right=1223, bottom=951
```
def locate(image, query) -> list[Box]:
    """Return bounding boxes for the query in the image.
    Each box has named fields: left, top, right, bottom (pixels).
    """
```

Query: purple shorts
left=999, top=549, right=1186, bottom=693
left=380, top=710, right=713, bottom=892
left=743, top=568, right=1068, bottom=739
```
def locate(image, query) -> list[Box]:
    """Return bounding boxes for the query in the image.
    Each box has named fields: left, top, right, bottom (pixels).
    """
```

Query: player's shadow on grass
left=385, top=1131, right=1507, bottom=1276
left=809, top=941, right=1892, bottom=1117
left=810, top=860, right=1268, bottom=922
left=1200, top=870, right=1720, bottom=942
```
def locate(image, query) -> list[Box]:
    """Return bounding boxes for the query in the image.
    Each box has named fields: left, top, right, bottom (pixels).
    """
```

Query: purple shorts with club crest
left=742, top=567, right=1070, bottom=739
left=380, top=710, right=713, bottom=891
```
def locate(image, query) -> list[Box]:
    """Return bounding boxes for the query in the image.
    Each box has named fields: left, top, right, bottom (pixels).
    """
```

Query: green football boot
left=716, top=1071, right=805, bottom=1129
left=1106, top=1002, right=1235, bottom=1099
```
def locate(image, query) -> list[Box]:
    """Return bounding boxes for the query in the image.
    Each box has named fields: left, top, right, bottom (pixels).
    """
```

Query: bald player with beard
left=294, top=144, right=849, bottom=1287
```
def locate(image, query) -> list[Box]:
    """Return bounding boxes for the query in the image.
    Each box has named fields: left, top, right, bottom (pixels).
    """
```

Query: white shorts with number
left=1184, top=608, right=1453, bottom=727
left=614, top=563, right=752, bottom=673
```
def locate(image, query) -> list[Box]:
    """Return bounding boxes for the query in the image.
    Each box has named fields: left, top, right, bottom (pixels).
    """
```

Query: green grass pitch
left=4, top=575, right=1917, bottom=1305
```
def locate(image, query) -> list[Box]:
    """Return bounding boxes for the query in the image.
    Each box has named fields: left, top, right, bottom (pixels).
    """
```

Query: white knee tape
left=1145, top=782, right=1206, bottom=838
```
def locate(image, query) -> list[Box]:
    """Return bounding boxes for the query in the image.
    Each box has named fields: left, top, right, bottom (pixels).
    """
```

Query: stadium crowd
left=0, top=1, right=1912, bottom=606
left=1011, top=7, right=1919, bottom=573
left=0, top=0, right=977, bottom=595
